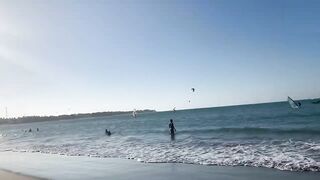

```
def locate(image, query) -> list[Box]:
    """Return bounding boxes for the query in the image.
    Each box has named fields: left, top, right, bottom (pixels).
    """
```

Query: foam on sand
left=0, top=151, right=319, bottom=180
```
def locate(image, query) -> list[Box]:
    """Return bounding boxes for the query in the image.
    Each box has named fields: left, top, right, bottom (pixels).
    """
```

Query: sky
left=0, top=0, right=320, bottom=117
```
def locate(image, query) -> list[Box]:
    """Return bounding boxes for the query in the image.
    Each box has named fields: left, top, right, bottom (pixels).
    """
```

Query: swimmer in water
left=105, top=129, right=111, bottom=136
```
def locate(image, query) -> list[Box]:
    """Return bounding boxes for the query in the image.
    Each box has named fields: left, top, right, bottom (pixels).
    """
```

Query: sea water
left=0, top=100, right=320, bottom=171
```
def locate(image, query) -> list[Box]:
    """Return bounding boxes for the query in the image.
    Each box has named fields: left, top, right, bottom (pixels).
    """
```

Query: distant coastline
left=0, top=110, right=156, bottom=125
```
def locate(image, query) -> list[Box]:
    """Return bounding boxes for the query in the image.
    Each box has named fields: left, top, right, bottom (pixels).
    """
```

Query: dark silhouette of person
left=37, top=128, right=39, bottom=132
left=105, top=129, right=111, bottom=136
left=169, top=119, right=176, bottom=136
left=28, top=128, right=32, bottom=132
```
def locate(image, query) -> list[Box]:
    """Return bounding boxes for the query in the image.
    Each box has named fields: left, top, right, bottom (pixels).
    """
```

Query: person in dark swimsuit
left=169, top=119, right=176, bottom=135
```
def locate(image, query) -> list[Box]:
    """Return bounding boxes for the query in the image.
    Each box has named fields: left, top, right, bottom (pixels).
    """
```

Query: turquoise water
left=0, top=100, right=320, bottom=171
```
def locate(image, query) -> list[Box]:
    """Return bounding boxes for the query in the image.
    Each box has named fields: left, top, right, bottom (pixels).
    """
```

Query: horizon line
left=2, top=97, right=318, bottom=119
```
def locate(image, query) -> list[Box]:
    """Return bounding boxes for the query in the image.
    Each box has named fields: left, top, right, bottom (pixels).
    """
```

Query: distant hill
left=0, top=109, right=156, bottom=125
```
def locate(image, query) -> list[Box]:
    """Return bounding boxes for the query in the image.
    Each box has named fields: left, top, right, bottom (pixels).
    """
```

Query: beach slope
left=0, top=169, right=42, bottom=180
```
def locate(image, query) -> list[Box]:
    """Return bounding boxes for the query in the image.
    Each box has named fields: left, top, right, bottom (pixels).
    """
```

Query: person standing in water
left=169, top=119, right=176, bottom=135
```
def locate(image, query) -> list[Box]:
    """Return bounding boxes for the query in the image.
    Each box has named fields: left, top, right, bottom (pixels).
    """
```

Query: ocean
left=0, top=100, right=320, bottom=172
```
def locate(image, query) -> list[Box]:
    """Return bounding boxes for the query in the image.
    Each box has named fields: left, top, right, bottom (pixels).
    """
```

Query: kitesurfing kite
left=188, top=88, right=196, bottom=103
left=287, top=96, right=301, bottom=109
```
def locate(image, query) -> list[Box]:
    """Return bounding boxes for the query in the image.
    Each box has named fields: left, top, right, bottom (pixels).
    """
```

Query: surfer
left=169, top=119, right=176, bottom=136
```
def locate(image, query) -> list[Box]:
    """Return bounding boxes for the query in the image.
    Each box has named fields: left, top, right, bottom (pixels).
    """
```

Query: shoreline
left=0, top=151, right=319, bottom=180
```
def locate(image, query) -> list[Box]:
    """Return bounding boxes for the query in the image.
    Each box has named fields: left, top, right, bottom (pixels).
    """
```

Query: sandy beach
left=0, top=151, right=319, bottom=180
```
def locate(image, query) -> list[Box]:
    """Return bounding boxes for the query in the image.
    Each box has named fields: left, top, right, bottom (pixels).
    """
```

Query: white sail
left=288, top=96, right=300, bottom=109
left=132, top=109, right=137, bottom=118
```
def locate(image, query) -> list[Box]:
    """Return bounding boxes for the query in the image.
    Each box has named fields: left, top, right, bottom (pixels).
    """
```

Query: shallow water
left=1, top=100, right=320, bottom=171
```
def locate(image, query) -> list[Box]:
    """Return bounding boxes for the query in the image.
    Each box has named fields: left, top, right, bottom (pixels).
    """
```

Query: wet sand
left=0, top=152, right=319, bottom=180
left=0, top=169, right=42, bottom=180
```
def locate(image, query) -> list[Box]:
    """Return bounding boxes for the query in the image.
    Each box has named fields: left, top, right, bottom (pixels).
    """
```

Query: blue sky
left=0, top=0, right=319, bottom=117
